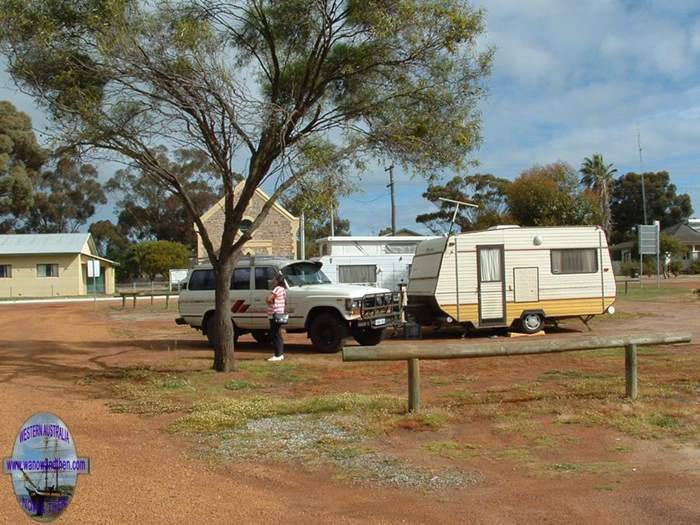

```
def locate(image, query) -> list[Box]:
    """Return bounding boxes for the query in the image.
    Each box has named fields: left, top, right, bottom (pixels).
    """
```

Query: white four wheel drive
left=176, top=257, right=400, bottom=353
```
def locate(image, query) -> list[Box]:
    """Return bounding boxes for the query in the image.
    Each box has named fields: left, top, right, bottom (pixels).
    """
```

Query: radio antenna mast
left=438, top=197, right=478, bottom=236
left=637, top=128, right=648, bottom=224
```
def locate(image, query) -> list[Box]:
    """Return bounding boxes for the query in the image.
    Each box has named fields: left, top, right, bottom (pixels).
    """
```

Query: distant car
left=176, top=257, right=400, bottom=353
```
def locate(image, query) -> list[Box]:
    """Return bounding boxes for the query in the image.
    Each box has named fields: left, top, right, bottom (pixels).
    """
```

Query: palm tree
left=580, top=154, right=617, bottom=237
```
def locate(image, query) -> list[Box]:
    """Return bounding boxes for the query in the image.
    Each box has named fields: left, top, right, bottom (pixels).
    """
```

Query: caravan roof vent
left=487, top=225, right=521, bottom=230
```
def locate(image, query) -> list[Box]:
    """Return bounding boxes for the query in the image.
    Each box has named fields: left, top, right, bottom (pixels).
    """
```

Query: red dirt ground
left=0, top=281, right=699, bottom=524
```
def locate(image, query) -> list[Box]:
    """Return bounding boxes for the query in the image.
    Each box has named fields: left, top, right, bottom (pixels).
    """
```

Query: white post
left=300, top=210, right=306, bottom=258
left=654, top=220, right=660, bottom=289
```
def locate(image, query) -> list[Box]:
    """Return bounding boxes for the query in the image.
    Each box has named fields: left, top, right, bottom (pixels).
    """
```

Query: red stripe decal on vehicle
left=239, top=304, right=250, bottom=313
left=231, top=300, right=244, bottom=313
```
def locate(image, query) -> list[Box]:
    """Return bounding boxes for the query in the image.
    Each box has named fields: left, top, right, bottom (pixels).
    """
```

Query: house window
left=37, top=264, right=59, bottom=277
left=338, top=265, right=377, bottom=284
left=551, top=249, right=598, bottom=274
left=0, top=265, right=11, bottom=278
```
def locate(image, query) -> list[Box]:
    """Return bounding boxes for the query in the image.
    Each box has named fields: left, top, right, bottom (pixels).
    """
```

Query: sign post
left=638, top=223, right=660, bottom=289
left=87, top=260, right=101, bottom=304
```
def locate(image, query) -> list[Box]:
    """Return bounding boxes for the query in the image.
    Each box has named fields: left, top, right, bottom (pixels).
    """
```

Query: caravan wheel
left=521, top=313, right=544, bottom=334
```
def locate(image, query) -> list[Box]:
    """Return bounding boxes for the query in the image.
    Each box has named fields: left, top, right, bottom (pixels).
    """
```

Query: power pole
left=330, top=204, right=335, bottom=237
left=385, top=164, right=396, bottom=235
left=299, top=210, right=305, bottom=258
left=637, top=130, right=648, bottom=224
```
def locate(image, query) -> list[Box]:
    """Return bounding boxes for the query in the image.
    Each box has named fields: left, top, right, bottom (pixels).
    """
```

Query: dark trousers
left=269, top=319, right=284, bottom=357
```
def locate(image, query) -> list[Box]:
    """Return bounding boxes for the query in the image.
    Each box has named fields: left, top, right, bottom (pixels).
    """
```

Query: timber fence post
left=625, top=343, right=638, bottom=400
left=408, top=358, right=421, bottom=412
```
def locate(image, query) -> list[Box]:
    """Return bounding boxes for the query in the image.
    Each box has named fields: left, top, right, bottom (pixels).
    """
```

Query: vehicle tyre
left=353, top=328, right=384, bottom=346
left=205, top=314, right=217, bottom=347
left=205, top=314, right=239, bottom=346
left=309, top=312, right=348, bottom=353
left=520, top=313, right=544, bottom=334
left=251, top=330, right=272, bottom=345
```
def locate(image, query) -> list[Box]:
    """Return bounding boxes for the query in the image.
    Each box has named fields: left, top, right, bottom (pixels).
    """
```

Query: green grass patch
left=619, top=286, right=689, bottom=302
left=153, top=375, right=194, bottom=391
left=237, top=360, right=313, bottom=383
left=224, top=379, right=262, bottom=391
left=395, top=410, right=452, bottom=431
left=169, top=393, right=404, bottom=433
left=422, top=440, right=481, bottom=459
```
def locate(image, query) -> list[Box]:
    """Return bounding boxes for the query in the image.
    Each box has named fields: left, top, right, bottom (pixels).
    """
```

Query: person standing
left=266, top=274, right=287, bottom=362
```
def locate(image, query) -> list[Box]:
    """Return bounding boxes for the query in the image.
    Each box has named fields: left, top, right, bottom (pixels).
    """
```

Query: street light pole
left=385, top=164, right=396, bottom=235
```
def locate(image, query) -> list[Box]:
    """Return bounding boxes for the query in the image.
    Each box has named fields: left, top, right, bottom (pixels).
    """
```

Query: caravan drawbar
left=405, top=226, right=617, bottom=333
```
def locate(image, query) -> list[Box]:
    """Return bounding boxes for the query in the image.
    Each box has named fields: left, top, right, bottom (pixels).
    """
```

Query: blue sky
left=1, top=0, right=699, bottom=236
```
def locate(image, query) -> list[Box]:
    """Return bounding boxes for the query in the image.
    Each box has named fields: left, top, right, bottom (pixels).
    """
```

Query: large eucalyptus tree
left=0, top=0, right=492, bottom=371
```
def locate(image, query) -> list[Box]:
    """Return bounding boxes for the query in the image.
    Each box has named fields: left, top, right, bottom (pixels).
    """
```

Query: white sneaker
left=267, top=355, right=284, bottom=362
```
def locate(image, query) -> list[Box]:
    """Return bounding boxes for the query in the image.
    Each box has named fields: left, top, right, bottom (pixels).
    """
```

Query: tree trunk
left=212, top=261, right=236, bottom=372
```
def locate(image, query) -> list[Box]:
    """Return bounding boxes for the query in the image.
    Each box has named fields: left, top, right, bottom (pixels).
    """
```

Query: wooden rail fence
left=342, top=332, right=692, bottom=412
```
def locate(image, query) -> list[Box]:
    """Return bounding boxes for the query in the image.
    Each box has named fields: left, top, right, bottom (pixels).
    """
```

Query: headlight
left=345, top=298, right=362, bottom=312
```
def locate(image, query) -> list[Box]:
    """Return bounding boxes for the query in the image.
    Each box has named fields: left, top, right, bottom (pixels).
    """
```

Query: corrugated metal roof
left=0, top=233, right=91, bottom=255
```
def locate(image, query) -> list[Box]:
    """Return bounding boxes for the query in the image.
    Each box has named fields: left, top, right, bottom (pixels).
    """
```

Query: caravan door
left=477, top=245, right=506, bottom=325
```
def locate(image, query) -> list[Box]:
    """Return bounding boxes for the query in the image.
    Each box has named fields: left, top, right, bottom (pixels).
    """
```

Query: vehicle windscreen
left=282, top=262, right=331, bottom=287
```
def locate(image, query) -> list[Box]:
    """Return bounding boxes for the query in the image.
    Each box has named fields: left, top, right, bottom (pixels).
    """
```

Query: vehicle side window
left=232, top=268, right=251, bottom=290
left=551, top=249, right=598, bottom=274
left=255, top=267, right=276, bottom=290
left=188, top=270, right=215, bottom=290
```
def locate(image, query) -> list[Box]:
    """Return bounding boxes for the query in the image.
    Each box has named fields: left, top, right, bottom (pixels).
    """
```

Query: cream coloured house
left=195, top=183, right=300, bottom=261
left=0, top=233, right=117, bottom=298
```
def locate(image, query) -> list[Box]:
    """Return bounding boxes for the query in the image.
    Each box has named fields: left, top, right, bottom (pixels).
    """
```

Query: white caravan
left=406, top=226, right=616, bottom=333
left=315, top=236, right=435, bottom=291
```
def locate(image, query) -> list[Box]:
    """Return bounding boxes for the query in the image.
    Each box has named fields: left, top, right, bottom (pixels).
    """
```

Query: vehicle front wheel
left=520, top=313, right=544, bottom=334
left=353, top=328, right=384, bottom=346
left=309, top=312, right=348, bottom=353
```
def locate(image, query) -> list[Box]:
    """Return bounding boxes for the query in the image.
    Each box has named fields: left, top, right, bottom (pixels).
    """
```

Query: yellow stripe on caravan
left=439, top=297, right=616, bottom=325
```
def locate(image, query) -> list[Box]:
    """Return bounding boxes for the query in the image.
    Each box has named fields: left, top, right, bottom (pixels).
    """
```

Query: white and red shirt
left=267, top=286, right=286, bottom=318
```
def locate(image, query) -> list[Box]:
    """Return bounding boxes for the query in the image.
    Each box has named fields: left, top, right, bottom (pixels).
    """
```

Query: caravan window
left=338, top=265, right=377, bottom=284
left=551, top=249, right=598, bottom=274
left=479, top=248, right=502, bottom=282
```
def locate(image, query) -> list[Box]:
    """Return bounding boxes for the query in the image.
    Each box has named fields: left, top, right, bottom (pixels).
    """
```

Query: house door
left=477, top=245, right=506, bottom=325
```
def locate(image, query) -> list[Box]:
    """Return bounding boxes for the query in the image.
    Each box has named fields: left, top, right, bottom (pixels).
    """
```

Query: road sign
left=87, top=260, right=101, bottom=278
left=638, top=224, right=659, bottom=255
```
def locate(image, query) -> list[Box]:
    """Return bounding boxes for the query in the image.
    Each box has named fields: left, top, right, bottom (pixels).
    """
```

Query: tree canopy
left=106, top=147, right=222, bottom=248
left=19, top=156, right=106, bottom=233
left=416, top=174, right=511, bottom=234
left=611, top=171, right=693, bottom=243
left=0, top=100, right=47, bottom=232
left=121, top=240, right=190, bottom=281
left=580, top=153, right=616, bottom=238
left=507, top=162, right=601, bottom=227
left=0, top=0, right=492, bottom=371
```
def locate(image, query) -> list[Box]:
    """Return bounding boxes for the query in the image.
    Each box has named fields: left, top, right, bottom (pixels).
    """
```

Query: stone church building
left=195, top=182, right=300, bottom=262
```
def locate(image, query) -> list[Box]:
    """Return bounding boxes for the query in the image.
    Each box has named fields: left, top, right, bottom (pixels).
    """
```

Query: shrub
left=669, top=259, right=683, bottom=275
left=620, top=261, right=639, bottom=277
left=643, top=258, right=657, bottom=277
left=690, top=260, right=700, bottom=275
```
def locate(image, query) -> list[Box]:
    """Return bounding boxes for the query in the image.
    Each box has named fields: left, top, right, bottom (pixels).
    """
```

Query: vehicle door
left=477, top=245, right=506, bottom=326
left=248, top=266, right=276, bottom=329
left=180, top=268, right=215, bottom=325
left=230, top=267, right=253, bottom=329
